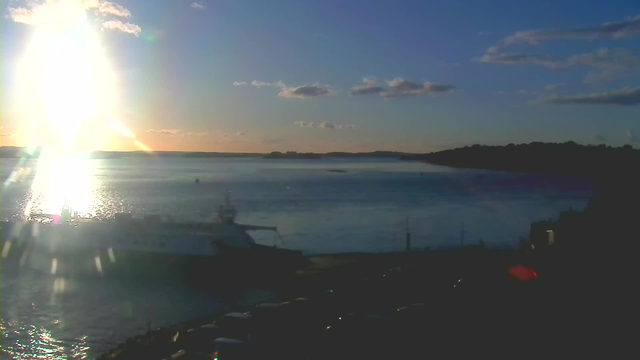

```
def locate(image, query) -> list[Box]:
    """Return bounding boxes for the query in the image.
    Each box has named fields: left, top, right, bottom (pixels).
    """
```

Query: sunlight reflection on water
left=1, top=322, right=88, bottom=360
left=11, top=153, right=127, bottom=221
left=24, top=153, right=102, bottom=218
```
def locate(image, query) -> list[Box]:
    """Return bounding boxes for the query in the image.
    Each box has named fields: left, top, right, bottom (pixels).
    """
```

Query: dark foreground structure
left=98, top=177, right=638, bottom=359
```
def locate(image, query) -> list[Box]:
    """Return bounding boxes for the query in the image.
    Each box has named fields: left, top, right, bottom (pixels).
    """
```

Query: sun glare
left=17, top=13, right=119, bottom=149
left=14, top=1, right=122, bottom=217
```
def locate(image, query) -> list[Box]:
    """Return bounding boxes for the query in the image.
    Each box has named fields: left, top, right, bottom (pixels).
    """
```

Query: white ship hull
left=0, top=220, right=293, bottom=278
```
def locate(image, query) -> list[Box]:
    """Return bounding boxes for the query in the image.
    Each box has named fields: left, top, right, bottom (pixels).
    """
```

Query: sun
left=16, top=4, right=119, bottom=150
left=13, top=1, right=121, bottom=217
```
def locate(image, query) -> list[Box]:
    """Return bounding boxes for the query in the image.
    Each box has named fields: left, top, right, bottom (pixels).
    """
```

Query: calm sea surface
left=1, top=157, right=594, bottom=358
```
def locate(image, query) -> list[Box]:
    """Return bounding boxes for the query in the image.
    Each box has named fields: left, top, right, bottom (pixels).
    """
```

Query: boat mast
left=405, top=216, right=411, bottom=252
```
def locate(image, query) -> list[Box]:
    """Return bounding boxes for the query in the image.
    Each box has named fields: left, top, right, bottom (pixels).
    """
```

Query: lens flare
left=13, top=1, right=125, bottom=217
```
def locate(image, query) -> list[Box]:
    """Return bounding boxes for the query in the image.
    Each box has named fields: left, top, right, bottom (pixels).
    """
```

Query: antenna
left=276, top=229, right=286, bottom=247
left=405, top=216, right=411, bottom=252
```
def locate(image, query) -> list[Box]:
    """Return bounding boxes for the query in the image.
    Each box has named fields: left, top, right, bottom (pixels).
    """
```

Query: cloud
left=626, top=130, right=640, bottom=143
left=350, top=85, right=385, bottom=95
left=8, top=7, right=32, bottom=24
left=493, top=91, right=506, bottom=95
left=593, top=135, right=606, bottom=142
left=538, top=87, right=640, bottom=106
left=294, top=121, right=357, bottom=130
left=350, top=77, right=455, bottom=98
left=350, top=77, right=384, bottom=95
left=236, top=132, right=247, bottom=136
left=99, top=2, right=131, bottom=17
left=565, top=48, right=640, bottom=70
left=498, top=15, right=640, bottom=48
left=9, top=0, right=94, bottom=27
left=517, top=89, right=538, bottom=95
left=478, top=53, right=558, bottom=67
left=233, top=81, right=247, bottom=86
left=181, top=132, right=208, bottom=137
left=294, top=121, right=317, bottom=128
left=102, top=20, right=142, bottom=36
left=146, top=129, right=181, bottom=136
left=8, top=1, right=140, bottom=36
left=362, top=77, right=377, bottom=85
left=277, top=83, right=335, bottom=99
left=249, top=80, right=336, bottom=98
left=190, top=3, right=206, bottom=10
left=0, top=126, right=13, bottom=137
left=251, top=81, right=271, bottom=87
left=479, top=48, right=640, bottom=82
left=381, top=78, right=455, bottom=98
left=318, top=122, right=335, bottom=129
left=544, top=84, right=567, bottom=91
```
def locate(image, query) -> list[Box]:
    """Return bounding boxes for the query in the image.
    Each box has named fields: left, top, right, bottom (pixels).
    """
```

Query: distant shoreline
left=2, top=143, right=638, bottom=181
left=0, top=146, right=415, bottom=160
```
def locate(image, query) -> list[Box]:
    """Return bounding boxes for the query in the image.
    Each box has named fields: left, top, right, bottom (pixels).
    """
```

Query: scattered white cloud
left=350, top=85, right=385, bottom=95
left=9, top=0, right=90, bottom=26
left=362, top=77, right=377, bottom=85
left=102, top=20, right=141, bottom=36
left=538, top=87, right=640, bottom=106
left=350, top=77, right=384, bottom=95
left=8, top=1, right=141, bottom=36
left=593, top=135, right=606, bottom=142
left=294, top=121, right=317, bottom=128
left=381, top=78, right=455, bottom=98
left=233, top=81, right=247, bottom=86
left=350, top=77, right=455, bottom=98
left=479, top=48, right=640, bottom=83
left=294, top=121, right=357, bottom=130
left=318, top=122, right=335, bottom=129
left=251, top=81, right=271, bottom=87
left=478, top=53, right=558, bottom=67
left=99, top=1, right=131, bottom=17
left=626, top=130, right=640, bottom=143
left=277, top=82, right=336, bottom=99
left=190, top=3, right=206, bottom=11
left=146, top=129, right=181, bottom=136
left=236, top=132, right=247, bottom=136
left=479, top=17, right=640, bottom=84
left=497, top=14, right=640, bottom=48
left=0, top=126, right=14, bottom=137
left=181, top=132, right=209, bottom=137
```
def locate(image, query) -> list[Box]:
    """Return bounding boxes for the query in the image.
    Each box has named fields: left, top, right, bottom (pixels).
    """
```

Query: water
left=0, top=156, right=594, bottom=358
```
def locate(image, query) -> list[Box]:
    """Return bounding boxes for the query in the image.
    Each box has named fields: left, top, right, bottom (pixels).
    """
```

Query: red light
left=508, top=265, right=537, bottom=281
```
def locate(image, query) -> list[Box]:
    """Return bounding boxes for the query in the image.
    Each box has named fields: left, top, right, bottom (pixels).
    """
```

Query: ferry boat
left=0, top=193, right=302, bottom=278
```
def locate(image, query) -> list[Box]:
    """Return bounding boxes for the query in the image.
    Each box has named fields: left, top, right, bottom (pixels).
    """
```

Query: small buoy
left=195, top=178, right=200, bottom=184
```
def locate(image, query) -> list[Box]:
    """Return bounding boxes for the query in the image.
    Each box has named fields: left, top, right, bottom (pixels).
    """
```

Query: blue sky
left=1, top=0, right=639, bottom=152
